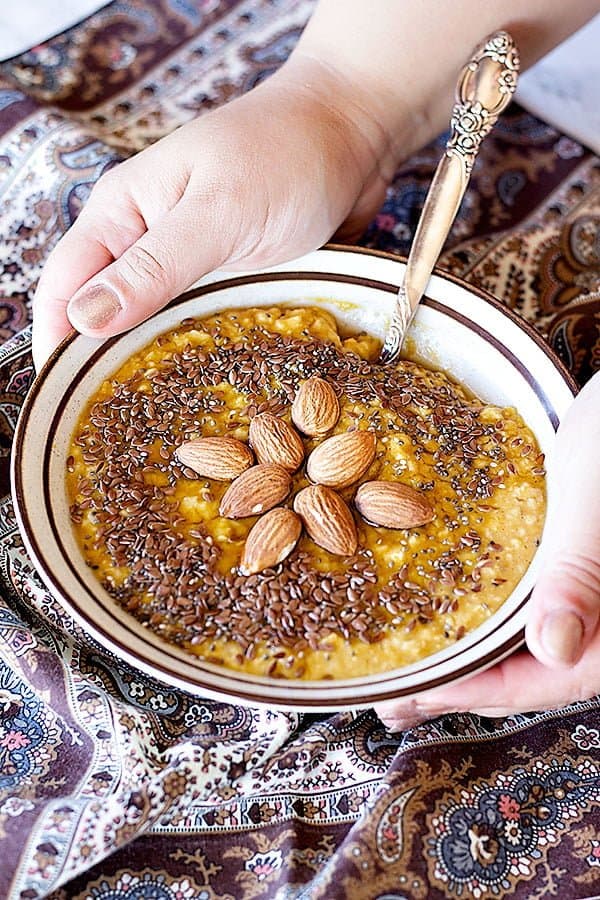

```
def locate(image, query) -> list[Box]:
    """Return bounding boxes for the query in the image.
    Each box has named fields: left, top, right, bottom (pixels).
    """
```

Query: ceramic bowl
left=11, top=246, right=577, bottom=710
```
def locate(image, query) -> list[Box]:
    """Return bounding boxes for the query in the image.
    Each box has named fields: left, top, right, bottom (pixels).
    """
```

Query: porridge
left=67, top=306, right=546, bottom=679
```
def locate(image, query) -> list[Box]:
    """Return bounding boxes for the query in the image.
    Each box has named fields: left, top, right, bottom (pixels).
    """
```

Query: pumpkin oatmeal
left=67, top=306, right=546, bottom=679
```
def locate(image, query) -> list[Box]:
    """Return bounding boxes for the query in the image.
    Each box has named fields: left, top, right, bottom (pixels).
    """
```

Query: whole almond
left=293, top=485, right=357, bottom=556
left=292, top=377, right=340, bottom=436
left=355, top=481, right=435, bottom=529
left=240, top=508, right=302, bottom=575
left=220, top=464, right=292, bottom=518
left=249, top=413, right=304, bottom=472
left=306, top=430, right=376, bottom=489
left=175, top=436, right=253, bottom=480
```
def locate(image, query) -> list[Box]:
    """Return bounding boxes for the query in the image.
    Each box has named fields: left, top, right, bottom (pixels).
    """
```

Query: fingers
left=525, top=373, right=600, bottom=667
left=31, top=180, right=146, bottom=371
left=32, top=232, right=114, bottom=371
left=66, top=197, right=230, bottom=340
left=377, top=634, right=599, bottom=731
left=377, top=374, right=600, bottom=731
left=31, top=146, right=209, bottom=368
left=32, top=190, right=231, bottom=369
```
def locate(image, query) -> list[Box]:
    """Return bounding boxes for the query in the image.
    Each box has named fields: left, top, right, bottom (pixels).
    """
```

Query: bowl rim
left=11, top=244, right=578, bottom=709
left=30, top=244, right=580, bottom=398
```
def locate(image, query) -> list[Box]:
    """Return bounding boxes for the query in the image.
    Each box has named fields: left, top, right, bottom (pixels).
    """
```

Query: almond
left=240, top=508, right=302, bottom=575
left=175, top=436, right=253, bottom=480
left=293, top=485, right=357, bottom=556
left=306, top=430, right=376, bottom=489
left=249, top=413, right=304, bottom=472
left=355, top=481, right=435, bottom=529
left=292, top=376, right=340, bottom=436
left=219, top=464, right=292, bottom=518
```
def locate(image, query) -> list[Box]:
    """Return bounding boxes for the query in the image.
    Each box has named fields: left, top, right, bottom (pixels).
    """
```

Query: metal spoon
left=379, top=30, right=520, bottom=364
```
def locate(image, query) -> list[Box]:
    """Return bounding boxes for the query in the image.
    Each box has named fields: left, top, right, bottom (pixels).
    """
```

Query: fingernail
left=378, top=704, right=446, bottom=733
left=379, top=715, right=422, bottom=733
left=68, top=285, right=121, bottom=330
left=540, top=609, right=584, bottom=664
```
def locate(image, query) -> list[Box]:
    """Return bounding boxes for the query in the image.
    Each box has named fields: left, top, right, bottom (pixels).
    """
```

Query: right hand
left=32, top=54, right=401, bottom=370
left=377, top=372, right=600, bottom=727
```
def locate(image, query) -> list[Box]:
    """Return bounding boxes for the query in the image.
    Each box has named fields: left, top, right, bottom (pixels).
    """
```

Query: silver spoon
left=379, top=30, right=520, bottom=364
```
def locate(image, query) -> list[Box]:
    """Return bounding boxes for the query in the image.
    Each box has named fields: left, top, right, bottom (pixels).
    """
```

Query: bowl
left=11, top=245, right=577, bottom=710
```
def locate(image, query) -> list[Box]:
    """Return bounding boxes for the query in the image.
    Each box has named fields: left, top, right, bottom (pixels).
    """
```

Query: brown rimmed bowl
left=11, top=246, right=577, bottom=710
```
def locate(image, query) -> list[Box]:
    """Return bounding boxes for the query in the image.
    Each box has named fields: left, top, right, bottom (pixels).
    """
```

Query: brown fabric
left=0, top=2, right=598, bottom=898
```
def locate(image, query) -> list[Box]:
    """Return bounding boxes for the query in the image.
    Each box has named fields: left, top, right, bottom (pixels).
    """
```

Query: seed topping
left=66, top=309, right=542, bottom=667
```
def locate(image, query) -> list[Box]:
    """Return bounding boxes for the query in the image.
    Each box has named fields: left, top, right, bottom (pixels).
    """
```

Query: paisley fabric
left=0, top=2, right=599, bottom=897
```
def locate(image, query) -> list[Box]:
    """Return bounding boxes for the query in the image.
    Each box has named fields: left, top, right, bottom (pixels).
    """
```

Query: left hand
left=377, top=370, right=600, bottom=728
left=30, top=52, right=407, bottom=369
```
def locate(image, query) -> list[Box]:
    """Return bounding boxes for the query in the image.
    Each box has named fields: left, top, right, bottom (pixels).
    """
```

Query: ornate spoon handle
left=379, top=31, right=520, bottom=364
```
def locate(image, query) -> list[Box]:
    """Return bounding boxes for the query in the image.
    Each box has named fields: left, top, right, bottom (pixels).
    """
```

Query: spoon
left=379, top=30, right=520, bottom=364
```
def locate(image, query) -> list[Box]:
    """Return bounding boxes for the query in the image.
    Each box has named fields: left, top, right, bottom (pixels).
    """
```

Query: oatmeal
left=67, top=307, right=546, bottom=679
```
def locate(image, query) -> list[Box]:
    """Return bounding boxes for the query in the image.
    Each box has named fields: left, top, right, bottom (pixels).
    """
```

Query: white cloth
left=0, top=1, right=109, bottom=61
left=516, top=14, right=600, bottom=154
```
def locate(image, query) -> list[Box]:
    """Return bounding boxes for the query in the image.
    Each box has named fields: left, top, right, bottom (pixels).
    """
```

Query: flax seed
left=66, top=306, right=545, bottom=678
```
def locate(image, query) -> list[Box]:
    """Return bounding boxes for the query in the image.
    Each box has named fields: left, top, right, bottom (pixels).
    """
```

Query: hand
left=377, top=371, right=600, bottom=728
left=32, top=53, right=406, bottom=370
left=33, top=0, right=598, bottom=371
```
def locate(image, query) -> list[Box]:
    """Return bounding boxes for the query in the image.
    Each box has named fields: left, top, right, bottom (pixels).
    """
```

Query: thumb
left=525, top=372, right=600, bottom=667
left=66, top=197, right=232, bottom=338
